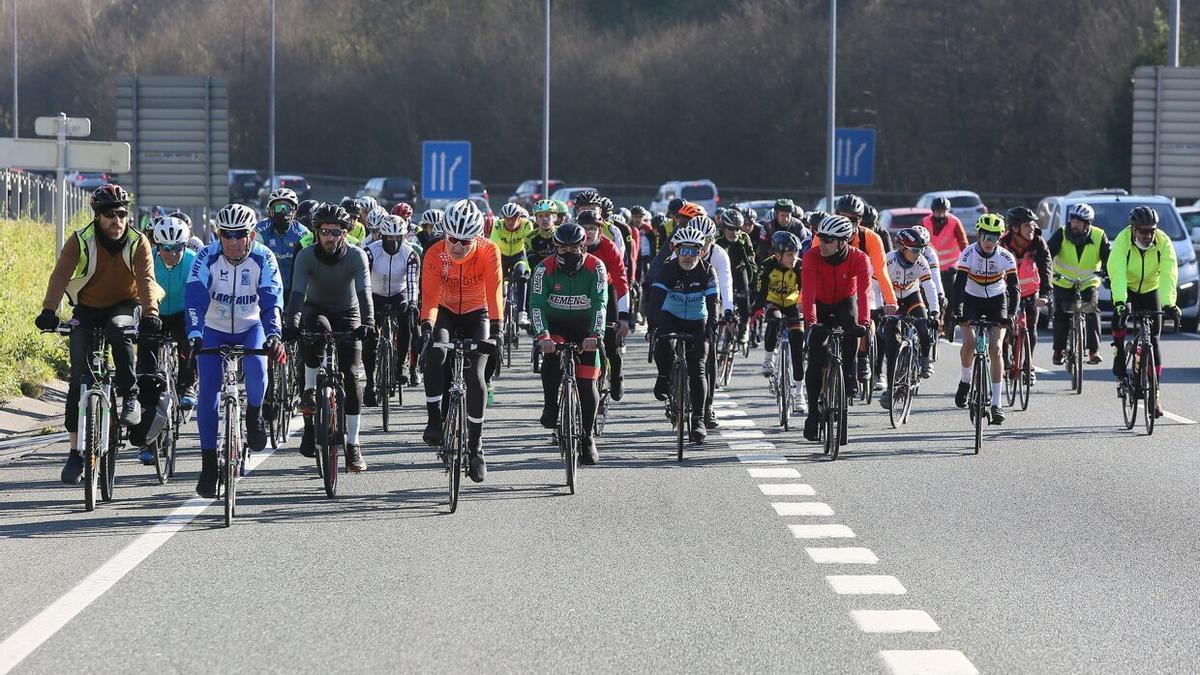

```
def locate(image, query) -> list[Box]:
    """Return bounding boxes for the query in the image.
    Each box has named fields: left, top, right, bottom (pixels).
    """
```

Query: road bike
left=1060, top=279, right=1090, bottom=394
left=884, top=315, right=925, bottom=429
left=141, top=331, right=180, bottom=484
left=550, top=342, right=586, bottom=494
left=713, top=314, right=739, bottom=390
left=816, top=325, right=849, bottom=460
left=764, top=313, right=795, bottom=431
left=658, top=332, right=696, bottom=462
left=966, top=319, right=999, bottom=454
left=1117, top=309, right=1162, bottom=435
left=432, top=337, right=495, bottom=512
left=303, top=330, right=356, bottom=498
left=1003, top=297, right=1035, bottom=411
left=266, top=339, right=297, bottom=449
left=374, top=305, right=405, bottom=432
left=198, top=344, right=267, bottom=527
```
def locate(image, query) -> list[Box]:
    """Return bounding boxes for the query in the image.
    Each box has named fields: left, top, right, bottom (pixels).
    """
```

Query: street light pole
left=541, top=0, right=550, bottom=199
left=825, top=0, right=836, bottom=208
left=268, top=0, right=276, bottom=186
left=1168, top=0, right=1180, bottom=68
left=11, top=0, right=17, bottom=138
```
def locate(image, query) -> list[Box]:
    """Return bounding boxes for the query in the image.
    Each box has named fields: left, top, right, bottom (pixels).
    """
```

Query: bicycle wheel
left=829, top=366, right=845, bottom=460
left=1070, top=314, right=1084, bottom=394
left=673, top=360, right=687, bottom=462
left=379, top=341, right=392, bottom=432
left=1018, top=329, right=1033, bottom=411
left=99, top=393, right=118, bottom=502
left=82, top=393, right=101, bottom=511
left=318, top=387, right=339, bottom=498
left=505, top=324, right=513, bottom=369
left=446, top=395, right=463, bottom=513
left=778, top=345, right=791, bottom=430
left=1002, top=334, right=1018, bottom=408
left=562, top=379, right=579, bottom=494
left=223, top=400, right=237, bottom=527
left=900, top=350, right=918, bottom=425
left=595, top=389, right=609, bottom=437
left=971, top=358, right=985, bottom=454
left=1119, top=343, right=1138, bottom=430
left=1143, top=343, right=1157, bottom=435
left=890, top=341, right=912, bottom=429
left=267, top=360, right=281, bottom=449
left=167, top=401, right=181, bottom=478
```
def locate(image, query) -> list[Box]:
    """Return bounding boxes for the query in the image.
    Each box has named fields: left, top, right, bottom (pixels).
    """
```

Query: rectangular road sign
left=35, top=116, right=91, bottom=138
left=0, top=137, right=131, bottom=173
left=835, top=127, right=876, bottom=186
left=421, top=141, right=471, bottom=201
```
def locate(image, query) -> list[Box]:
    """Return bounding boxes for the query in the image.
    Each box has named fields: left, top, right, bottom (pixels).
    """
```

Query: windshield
left=949, top=195, right=981, bottom=208
left=886, top=213, right=928, bottom=229
left=1085, top=202, right=1186, bottom=241
left=681, top=184, right=715, bottom=201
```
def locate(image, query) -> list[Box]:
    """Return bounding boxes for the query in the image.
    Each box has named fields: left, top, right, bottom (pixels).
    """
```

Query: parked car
left=257, top=175, right=312, bottom=207
left=1176, top=205, right=1200, bottom=260
left=549, top=186, right=598, bottom=212
left=879, top=207, right=933, bottom=234
left=509, top=179, right=564, bottom=210
left=357, top=176, right=417, bottom=211
left=649, top=179, right=720, bottom=215
left=71, top=172, right=114, bottom=191
left=228, top=169, right=264, bottom=205
left=1040, top=193, right=1199, bottom=331
left=915, top=190, right=988, bottom=234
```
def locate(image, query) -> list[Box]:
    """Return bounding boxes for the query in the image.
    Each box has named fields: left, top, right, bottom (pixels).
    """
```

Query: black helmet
left=312, top=202, right=351, bottom=228
left=651, top=213, right=666, bottom=228
left=575, top=210, right=602, bottom=227
left=805, top=210, right=829, bottom=228
left=339, top=196, right=362, bottom=217
left=553, top=222, right=586, bottom=247
left=90, top=183, right=131, bottom=212
left=931, top=196, right=952, bottom=212
left=666, top=197, right=685, bottom=215
left=771, top=230, right=801, bottom=252
left=166, top=210, right=192, bottom=226
left=833, top=194, right=865, bottom=217
left=630, top=205, right=647, bottom=217
left=1129, top=206, right=1159, bottom=228
left=297, top=199, right=318, bottom=220
left=720, top=209, right=744, bottom=228
left=598, top=196, right=614, bottom=217
left=1005, top=207, right=1037, bottom=227
left=862, top=204, right=879, bottom=226
left=573, top=190, right=602, bottom=208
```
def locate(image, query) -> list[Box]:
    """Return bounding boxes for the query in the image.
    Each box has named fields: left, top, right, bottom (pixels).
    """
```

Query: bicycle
left=141, top=331, right=180, bottom=484
left=856, top=319, right=879, bottom=405
left=550, top=342, right=587, bottom=494
left=1117, top=309, right=1162, bottom=435
left=657, top=332, right=696, bottom=462
left=1003, top=297, right=1035, bottom=412
left=966, top=319, right=999, bottom=454
left=884, top=315, right=925, bottom=429
left=594, top=344, right=610, bottom=437
left=303, top=330, right=356, bottom=498
left=197, top=344, right=267, bottom=527
left=764, top=312, right=795, bottom=430
left=266, top=339, right=296, bottom=449
left=815, top=325, right=850, bottom=460
left=501, top=282, right=522, bottom=371
left=374, top=306, right=405, bottom=432
left=714, top=314, right=739, bottom=390
left=431, top=337, right=495, bottom=512
left=1059, top=279, right=1089, bottom=394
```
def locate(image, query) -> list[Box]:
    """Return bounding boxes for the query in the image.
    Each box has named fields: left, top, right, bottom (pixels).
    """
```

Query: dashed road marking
left=721, top=429, right=767, bottom=439
left=880, top=650, right=978, bottom=674
left=713, top=406, right=746, bottom=415
left=851, top=609, right=940, bottom=633
left=1032, top=364, right=1050, bottom=374
left=772, top=502, right=834, bottom=516
left=716, top=418, right=757, bottom=428
left=826, top=575, right=906, bottom=594
left=758, top=483, right=815, bottom=496
left=790, top=524, right=855, bottom=538
left=807, top=547, right=879, bottom=564
left=746, top=467, right=801, bottom=479
left=736, top=454, right=786, bottom=464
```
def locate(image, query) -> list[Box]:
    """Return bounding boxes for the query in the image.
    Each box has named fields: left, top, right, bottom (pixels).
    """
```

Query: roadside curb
left=0, top=380, right=68, bottom=461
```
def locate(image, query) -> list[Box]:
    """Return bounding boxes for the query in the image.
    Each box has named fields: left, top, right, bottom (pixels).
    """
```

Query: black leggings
left=805, top=300, right=861, bottom=406
left=654, top=318, right=707, bottom=417
left=1052, top=285, right=1100, bottom=353
left=539, top=332, right=601, bottom=436
left=1112, top=289, right=1163, bottom=370
left=764, top=305, right=805, bottom=382
left=301, top=306, right=364, bottom=416
left=66, top=301, right=140, bottom=433
left=424, top=308, right=490, bottom=423
left=363, top=294, right=411, bottom=387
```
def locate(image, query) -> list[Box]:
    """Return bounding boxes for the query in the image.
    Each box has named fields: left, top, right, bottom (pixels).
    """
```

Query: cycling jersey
left=884, top=249, right=938, bottom=307
left=850, top=226, right=897, bottom=306
left=255, top=219, right=306, bottom=292
left=920, top=247, right=945, bottom=298
left=530, top=255, right=608, bottom=340
left=365, top=239, right=420, bottom=298
left=185, top=241, right=283, bottom=339
left=153, top=248, right=197, bottom=316
left=287, top=244, right=372, bottom=318
left=955, top=242, right=1017, bottom=299
left=527, top=228, right=556, bottom=269
left=586, top=236, right=630, bottom=315
left=755, top=257, right=801, bottom=308
left=650, top=260, right=718, bottom=323
left=420, top=237, right=503, bottom=323
left=800, top=246, right=872, bottom=327
left=490, top=219, right=534, bottom=257
left=1107, top=226, right=1178, bottom=306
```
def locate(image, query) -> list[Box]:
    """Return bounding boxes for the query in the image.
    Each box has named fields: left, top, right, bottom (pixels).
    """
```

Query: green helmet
left=774, top=198, right=796, bottom=212
left=553, top=199, right=569, bottom=215
left=533, top=199, right=556, bottom=214
left=975, top=213, right=1005, bottom=235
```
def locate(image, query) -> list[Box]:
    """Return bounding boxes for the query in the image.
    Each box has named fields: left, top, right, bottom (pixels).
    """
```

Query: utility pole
left=825, top=0, right=836, bottom=207
left=268, top=0, right=276, bottom=185
left=541, top=0, right=551, bottom=198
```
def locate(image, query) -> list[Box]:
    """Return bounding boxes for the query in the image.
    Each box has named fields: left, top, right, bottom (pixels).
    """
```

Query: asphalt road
left=1, top=328, right=1198, bottom=674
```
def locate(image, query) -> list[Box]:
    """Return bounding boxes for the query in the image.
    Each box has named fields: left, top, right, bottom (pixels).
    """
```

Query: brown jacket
left=43, top=225, right=160, bottom=316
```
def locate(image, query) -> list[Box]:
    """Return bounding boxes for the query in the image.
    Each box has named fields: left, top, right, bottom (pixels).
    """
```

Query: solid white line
left=721, top=429, right=766, bottom=439
left=712, top=391, right=730, bottom=398
left=715, top=418, right=757, bottom=428
left=772, top=502, right=833, bottom=516
left=1161, top=410, right=1198, bottom=425
left=746, top=467, right=800, bottom=478
left=1032, top=364, right=1051, bottom=374
left=726, top=441, right=777, bottom=451
left=789, top=524, right=855, bottom=538
left=806, top=547, right=878, bottom=564
left=826, top=575, right=906, bottom=595
left=758, top=483, right=815, bottom=496
left=880, top=650, right=978, bottom=675
left=736, top=454, right=786, bottom=464
left=711, top=400, right=738, bottom=408
left=851, top=609, right=940, bottom=633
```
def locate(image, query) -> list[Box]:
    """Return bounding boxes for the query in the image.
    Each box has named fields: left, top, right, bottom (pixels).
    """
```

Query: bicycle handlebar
left=431, top=338, right=497, bottom=354
left=197, top=346, right=269, bottom=356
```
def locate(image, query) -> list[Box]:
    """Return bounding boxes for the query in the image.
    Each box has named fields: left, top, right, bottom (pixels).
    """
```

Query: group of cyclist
left=36, top=182, right=1182, bottom=498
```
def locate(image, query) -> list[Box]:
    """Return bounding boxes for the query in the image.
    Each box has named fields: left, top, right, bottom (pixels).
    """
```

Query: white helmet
left=1068, top=203, right=1094, bottom=222
left=499, top=202, right=526, bottom=219
left=356, top=195, right=378, bottom=214
left=379, top=215, right=407, bottom=237
left=688, top=215, right=717, bottom=241
left=610, top=213, right=628, bottom=227
left=444, top=199, right=484, bottom=239
left=366, top=206, right=391, bottom=232
left=151, top=216, right=191, bottom=245
left=420, top=208, right=444, bottom=226
left=816, top=214, right=855, bottom=240
left=267, top=187, right=298, bottom=206
left=215, top=203, right=258, bottom=231
left=671, top=225, right=706, bottom=247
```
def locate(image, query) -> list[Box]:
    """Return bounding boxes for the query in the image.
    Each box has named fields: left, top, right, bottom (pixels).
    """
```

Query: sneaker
left=196, top=449, right=218, bottom=498
left=653, top=376, right=669, bottom=401
left=793, top=388, right=808, bottom=415
left=689, top=418, right=707, bottom=444
left=410, top=368, right=422, bottom=386
left=246, top=409, right=267, bottom=451
left=467, top=450, right=486, bottom=483
left=539, top=405, right=558, bottom=429
left=803, top=415, right=820, bottom=442
left=299, top=388, right=316, bottom=414
left=581, top=435, right=599, bottom=465
left=119, top=397, right=142, bottom=426
left=1052, top=350, right=1064, bottom=366
left=486, top=383, right=496, bottom=407
left=179, top=386, right=197, bottom=410
left=61, top=450, right=84, bottom=485
left=954, top=381, right=970, bottom=408
left=703, top=412, right=720, bottom=430
left=346, top=444, right=367, bottom=472
left=878, top=389, right=892, bottom=411
left=610, top=375, right=624, bottom=401
left=1088, top=351, right=1103, bottom=365
left=989, top=405, right=1007, bottom=425
left=423, top=418, right=444, bottom=446
left=517, top=311, right=530, bottom=329
left=299, top=423, right=316, bottom=458
left=138, top=448, right=156, bottom=465
left=363, top=387, right=377, bottom=407
left=920, top=356, right=934, bottom=379
left=873, top=372, right=886, bottom=392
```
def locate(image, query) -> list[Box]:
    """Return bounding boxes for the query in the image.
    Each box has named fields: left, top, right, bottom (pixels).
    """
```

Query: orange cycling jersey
left=420, top=238, right=504, bottom=323
left=850, top=227, right=897, bottom=306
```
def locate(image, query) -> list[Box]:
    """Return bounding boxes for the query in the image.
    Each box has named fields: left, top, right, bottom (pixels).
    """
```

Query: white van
left=649, top=180, right=720, bottom=215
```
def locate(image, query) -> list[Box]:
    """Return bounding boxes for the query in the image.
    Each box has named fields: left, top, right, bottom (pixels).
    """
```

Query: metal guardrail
left=2, top=170, right=90, bottom=223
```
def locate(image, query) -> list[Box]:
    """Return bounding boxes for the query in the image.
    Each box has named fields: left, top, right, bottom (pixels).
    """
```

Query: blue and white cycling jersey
left=185, top=241, right=283, bottom=339
left=255, top=218, right=306, bottom=292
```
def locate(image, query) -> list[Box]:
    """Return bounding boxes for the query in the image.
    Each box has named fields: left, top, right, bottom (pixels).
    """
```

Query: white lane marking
left=715, top=418, right=757, bottom=428
left=851, top=609, right=940, bottom=633
left=1032, top=364, right=1050, bottom=374
left=773, top=502, right=834, bottom=516
left=880, top=650, right=978, bottom=675
left=721, top=429, right=766, bottom=439
left=790, top=524, right=855, bottom=538
left=746, top=467, right=800, bottom=478
left=712, top=391, right=730, bottom=398
left=726, top=441, right=777, bottom=451
left=736, top=454, right=786, bottom=464
left=807, top=547, right=879, bottom=564
left=759, top=483, right=815, bottom=496
left=1160, top=410, right=1198, bottom=425
left=713, top=406, right=746, bottom=415
left=0, top=415, right=297, bottom=674
left=826, top=575, right=906, bottom=595
left=711, top=400, right=738, bottom=408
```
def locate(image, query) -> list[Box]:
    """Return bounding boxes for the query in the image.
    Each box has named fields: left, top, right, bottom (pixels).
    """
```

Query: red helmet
left=90, top=183, right=130, bottom=212
left=677, top=202, right=707, bottom=220
left=391, top=202, right=414, bottom=219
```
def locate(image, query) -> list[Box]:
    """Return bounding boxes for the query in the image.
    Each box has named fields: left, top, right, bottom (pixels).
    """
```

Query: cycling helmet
left=391, top=202, right=414, bottom=219
left=553, top=222, right=586, bottom=247
left=499, top=202, right=526, bottom=219
left=650, top=213, right=666, bottom=229
left=340, top=196, right=362, bottom=217
left=806, top=210, right=829, bottom=228
left=895, top=227, right=928, bottom=249
left=610, top=213, right=628, bottom=227
left=90, top=183, right=131, bottom=212
left=532, top=199, right=556, bottom=214
left=975, top=213, right=1005, bottom=235
left=1067, top=203, right=1094, bottom=222
left=355, top=196, right=378, bottom=214
left=267, top=187, right=298, bottom=206
left=598, top=196, right=615, bottom=217
left=378, top=214, right=407, bottom=237
left=677, top=202, right=707, bottom=220
left=667, top=197, right=685, bottom=215
left=771, top=230, right=801, bottom=252
left=931, top=196, right=952, bottom=212
left=774, top=198, right=796, bottom=212
left=1005, top=206, right=1037, bottom=227
left=366, top=207, right=392, bottom=232
left=420, top=208, right=444, bottom=226
left=688, top=215, right=717, bottom=240
left=1129, top=205, right=1159, bottom=228
left=163, top=211, right=190, bottom=227
left=630, top=205, right=647, bottom=217
left=573, top=190, right=602, bottom=208
left=671, top=225, right=706, bottom=248
left=833, top=193, right=866, bottom=217
left=618, top=207, right=632, bottom=221
left=443, top=199, right=485, bottom=239
left=575, top=210, right=602, bottom=228
left=151, top=216, right=191, bottom=245
left=720, top=208, right=745, bottom=229
left=862, top=205, right=879, bottom=226
left=816, top=214, right=855, bottom=240
left=214, top=203, right=258, bottom=231
left=553, top=199, right=569, bottom=215
left=312, top=202, right=352, bottom=228
left=912, top=224, right=931, bottom=243
left=297, top=199, right=317, bottom=220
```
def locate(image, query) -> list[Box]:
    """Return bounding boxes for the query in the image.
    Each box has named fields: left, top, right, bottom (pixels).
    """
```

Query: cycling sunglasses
left=1135, top=227, right=1157, bottom=236
left=677, top=246, right=701, bottom=257
left=817, top=234, right=847, bottom=243
left=979, top=233, right=1000, bottom=243
left=158, top=243, right=185, bottom=252
left=100, top=209, right=129, bottom=220
left=318, top=227, right=345, bottom=238
left=219, top=229, right=250, bottom=240
left=447, top=236, right=474, bottom=248
left=272, top=202, right=295, bottom=215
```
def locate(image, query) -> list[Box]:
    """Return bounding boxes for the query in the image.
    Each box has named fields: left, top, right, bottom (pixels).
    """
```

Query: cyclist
left=911, top=224, right=947, bottom=317
left=800, top=215, right=873, bottom=441
left=689, top=216, right=737, bottom=428
left=527, top=199, right=560, bottom=270
left=37, top=184, right=161, bottom=484
left=362, top=206, right=390, bottom=245
left=662, top=197, right=686, bottom=243
left=861, top=205, right=892, bottom=252
left=256, top=188, right=305, bottom=289
left=166, top=211, right=205, bottom=252
left=576, top=210, right=631, bottom=400
left=716, top=208, right=759, bottom=343
left=648, top=225, right=718, bottom=444
left=391, top=202, right=414, bottom=220
left=296, top=199, right=318, bottom=232
left=1047, top=203, right=1110, bottom=366
left=185, top=204, right=284, bottom=497
left=362, top=214, right=420, bottom=407
left=753, top=230, right=806, bottom=414
left=837, top=194, right=897, bottom=391
left=300, top=201, right=364, bottom=247
left=645, top=202, right=707, bottom=288
left=947, top=213, right=1019, bottom=424
left=491, top=202, right=535, bottom=329
left=532, top=221, right=608, bottom=464
left=878, top=228, right=941, bottom=410
left=924, top=196, right=969, bottom=299
left=999, top=207, right=1051, bottom=377
left=283, top=203, right=374, bottom=472
left=419, top=199, right=503, bottom=483
left=341, top=197, right=369, bottom=241
left=417, top=208, right=444, bottom=251
left=1108, top=206, right=1178, bottom=418
left=759, top=198, right=809, bottom=261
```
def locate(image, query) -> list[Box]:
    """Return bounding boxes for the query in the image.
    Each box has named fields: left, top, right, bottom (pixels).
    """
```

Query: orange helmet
left=677, top=202, right=707, bottom=220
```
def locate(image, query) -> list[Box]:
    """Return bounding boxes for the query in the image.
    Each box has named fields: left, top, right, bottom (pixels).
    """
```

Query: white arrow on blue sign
left=835, top=127, right=876, bottom=187
left=421, top=140, right=471, bottom=201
